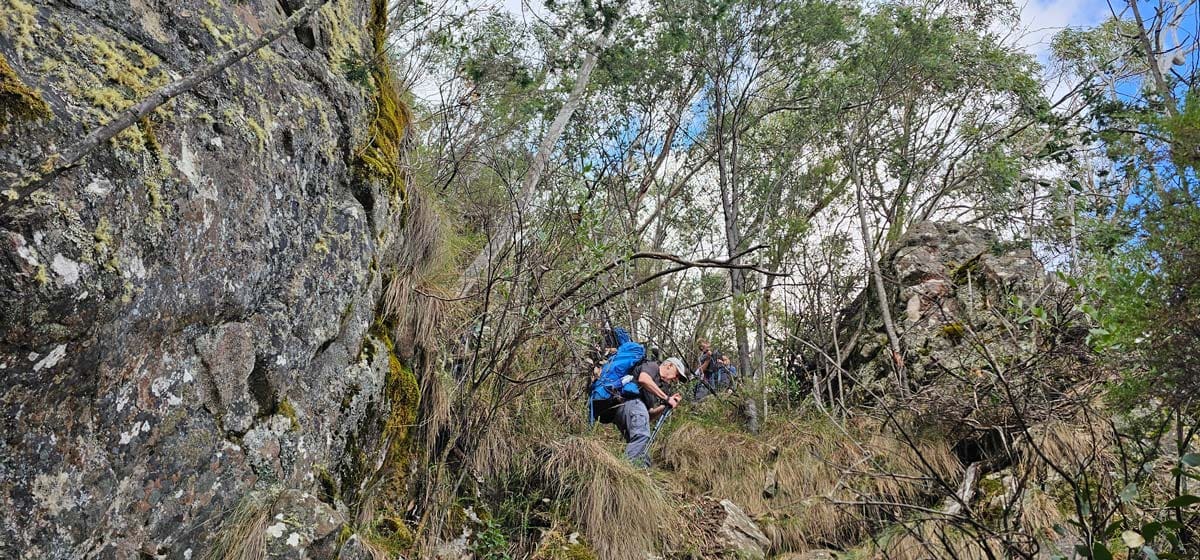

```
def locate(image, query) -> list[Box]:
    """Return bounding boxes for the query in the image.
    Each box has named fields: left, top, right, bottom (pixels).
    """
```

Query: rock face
left=0, top=0, right=411, bottom=557
left=716, top=499, right=771, bottom=559
left=847, top=221, right=1049, bottom=380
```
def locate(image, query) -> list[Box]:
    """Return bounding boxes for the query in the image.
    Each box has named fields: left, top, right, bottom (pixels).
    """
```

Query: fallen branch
left=941, top=461, right=982, bottom=516
left=544, top=244, right=774, bottom=317
left=0, top=0, right=330, bottom=217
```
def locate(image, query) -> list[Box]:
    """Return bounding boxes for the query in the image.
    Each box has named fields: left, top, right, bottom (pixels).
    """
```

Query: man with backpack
left=591, top=327, right=688, bottom=467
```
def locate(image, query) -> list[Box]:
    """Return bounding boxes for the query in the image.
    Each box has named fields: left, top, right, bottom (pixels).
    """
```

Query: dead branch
left=0, top=0, right=331, bottom=217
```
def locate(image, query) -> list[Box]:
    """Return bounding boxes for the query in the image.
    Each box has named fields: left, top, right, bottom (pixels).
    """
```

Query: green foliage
left=340, top=53, right=372, bottom=88
left=472, top=518, right=514, bottom=560
left=1160, top=90, right=1200, bottom=170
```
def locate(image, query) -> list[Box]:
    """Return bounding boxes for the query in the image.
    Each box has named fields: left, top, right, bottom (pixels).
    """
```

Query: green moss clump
left=355, top=0, right=410, bottom=201
left=363, top=516, right=414, bottom=554
left=0, top=52, right=50, bottom=124
left=316, top=464, right=341, bottom=503
left=278, top=399, right=300, bottom=431
left=337, top=524, right=353, bottom=546
left=532, top=531, right=598, bottom=560
left=940, top=322, right=966, bottom=344
left=382, top=332, right=419, bottom=479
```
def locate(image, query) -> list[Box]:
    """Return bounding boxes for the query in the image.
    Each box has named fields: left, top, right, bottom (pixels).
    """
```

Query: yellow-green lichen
left=354, top=0, right=410, bottom=201
left=277, top=399, right=300, bottom=431
left=0, top=52, right=50, bottom=124
left=245, top=115, right=267, bottom=151
left=313, top=236, right=330, bottom=254
left=33, top=265, right=48, bottom=285
left=940, top=322, right=966, bottom=344
left=200, top=16, right=235, bottom=48
left=318, top=0, right=364, bottom=67
left=72, top=32, right=164, bottom=93
left=93, top=217, right=114, bottom=252
left=120, top=280, right=135, bottom=303
left=66, top=30, right=168, bottom=150
left=0, top=0, right=39, bottom=55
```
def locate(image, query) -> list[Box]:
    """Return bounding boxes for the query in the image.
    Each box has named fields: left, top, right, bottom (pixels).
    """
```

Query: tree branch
left=1, top=0, right=332, bottom=218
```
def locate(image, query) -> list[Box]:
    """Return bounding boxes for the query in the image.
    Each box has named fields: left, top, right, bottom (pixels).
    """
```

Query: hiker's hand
left=667, top=394, right=682, bottom=408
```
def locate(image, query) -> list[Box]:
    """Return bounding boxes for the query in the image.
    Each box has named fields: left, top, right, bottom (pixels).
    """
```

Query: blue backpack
left=590, top=327, right=644, bottom=402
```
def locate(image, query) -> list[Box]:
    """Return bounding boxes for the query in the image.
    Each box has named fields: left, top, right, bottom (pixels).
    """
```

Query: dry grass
left=868, top=520, right=1003, bottom=560
left=203, top=490, right=280, bottom=560
left=1018, top=487, right=1065, bottom=539
left=1016, top=418, right=1115, bottom=480
left=658, top=413, right=961, bottom=554
left=541, top=437, right=683, bottom=560
left=381, top=185, right=464, bottom=361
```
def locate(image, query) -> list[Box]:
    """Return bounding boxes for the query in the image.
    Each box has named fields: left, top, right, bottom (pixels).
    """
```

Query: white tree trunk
left=458, top=35, right=610, bottom=297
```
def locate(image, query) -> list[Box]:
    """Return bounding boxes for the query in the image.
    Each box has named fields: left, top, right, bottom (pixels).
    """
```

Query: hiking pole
left=647, top=407, right=674, bottom=450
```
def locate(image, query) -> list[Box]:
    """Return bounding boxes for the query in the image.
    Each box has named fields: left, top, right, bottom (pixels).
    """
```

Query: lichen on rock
left=0, top=52, right=50, bottom=124
left=0, top=0, right=416, bottom=557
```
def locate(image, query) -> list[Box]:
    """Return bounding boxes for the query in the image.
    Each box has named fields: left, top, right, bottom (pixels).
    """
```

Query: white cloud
left=1014, top=0, right=1109, bottom=62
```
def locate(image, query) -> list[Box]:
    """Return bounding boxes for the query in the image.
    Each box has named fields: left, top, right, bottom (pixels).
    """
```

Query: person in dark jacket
left=596, top=342, right=689, bottom=467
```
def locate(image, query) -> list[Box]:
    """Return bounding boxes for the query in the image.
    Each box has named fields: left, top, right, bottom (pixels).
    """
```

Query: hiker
left=713, top=351, right=737, bottom=391
left=591, top=327, right=688, bottom=467
left=695, top=339, right=717, bottom=380
left=693, top=340, right=720, bottom=400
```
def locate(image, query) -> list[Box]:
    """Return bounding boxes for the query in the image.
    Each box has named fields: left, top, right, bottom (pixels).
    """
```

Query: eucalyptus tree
left=819, top=1, right=1049, bottom=391
left=659, top=0, right=856, bottom=381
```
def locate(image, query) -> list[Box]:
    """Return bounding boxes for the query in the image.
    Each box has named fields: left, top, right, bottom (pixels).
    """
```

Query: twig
left=0, top=0, right=331, bottom=217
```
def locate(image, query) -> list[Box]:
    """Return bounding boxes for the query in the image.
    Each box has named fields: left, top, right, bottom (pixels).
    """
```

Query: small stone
left=50, top=254, right=80, bottom=285
left=266, top=522, right=286, bottom=539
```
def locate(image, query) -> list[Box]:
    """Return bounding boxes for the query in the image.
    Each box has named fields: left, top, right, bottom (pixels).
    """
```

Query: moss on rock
left=0, top=52, right=50, bottom=124
left=355, top=0, right=410, bottom=202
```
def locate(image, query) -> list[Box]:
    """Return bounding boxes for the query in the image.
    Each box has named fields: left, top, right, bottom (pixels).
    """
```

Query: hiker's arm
left=648, top=404, right=667, bottom=418
left=637, top=372, right=671, bottom=403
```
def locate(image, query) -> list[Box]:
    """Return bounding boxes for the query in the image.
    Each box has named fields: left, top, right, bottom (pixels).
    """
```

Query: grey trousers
left=614, top=399, right=652, bottom=467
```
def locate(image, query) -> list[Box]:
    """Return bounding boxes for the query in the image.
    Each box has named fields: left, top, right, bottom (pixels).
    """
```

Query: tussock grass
left=541, top=437, right=682, bottom=560
left=658, top=412, right=961, bottom=554
left=868, top=520, right=1002, bottom=560
left=382, top=188, right=461, bottom=359
left=203, top=489, right=280, bottom=560
left=1018, top=487, right=1064, bottom=539
left=1017, top=419, right=1114, bottom=480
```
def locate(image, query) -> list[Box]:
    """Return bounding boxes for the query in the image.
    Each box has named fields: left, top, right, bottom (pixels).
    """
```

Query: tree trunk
left=458, top=32, right=612, bottom=297
left=852, top=164, right=907, bottom=393
left=713, top=73, right=754, bottom=383
left=1129, top=0, right=1179, bottom=117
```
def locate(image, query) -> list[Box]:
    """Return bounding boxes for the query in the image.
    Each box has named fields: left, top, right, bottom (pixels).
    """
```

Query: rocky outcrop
left=846, top=222, right=1048, bottom=377
left=716, top=499, right=771, bottom=559
left=0, top=0, right=412, bottom=557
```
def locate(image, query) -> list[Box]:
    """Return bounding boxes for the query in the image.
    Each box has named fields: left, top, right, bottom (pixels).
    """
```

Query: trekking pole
left=647, top=407, right=674, bottom=450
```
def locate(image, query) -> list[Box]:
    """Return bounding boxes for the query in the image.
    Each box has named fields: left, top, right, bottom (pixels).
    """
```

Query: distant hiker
left=695, top=339, right=717, bottom=381
left=714, top=352, right=737, bottom=390
left=591, top=327, right=688, bottom=467
left=693, top=340, right=723, bottom=400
